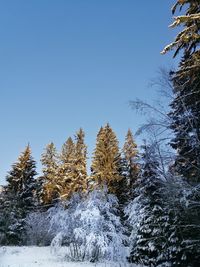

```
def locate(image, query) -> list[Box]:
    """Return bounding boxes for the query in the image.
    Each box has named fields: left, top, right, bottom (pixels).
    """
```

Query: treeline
left=0, top=125, right=138, bottom=242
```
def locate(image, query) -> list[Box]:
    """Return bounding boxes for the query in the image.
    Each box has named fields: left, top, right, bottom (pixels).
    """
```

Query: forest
left=0, top=1, right=200, bottom=266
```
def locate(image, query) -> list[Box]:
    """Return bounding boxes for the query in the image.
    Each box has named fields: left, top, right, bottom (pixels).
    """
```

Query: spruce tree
left=115, top=130, right=139, bottom=206
left=91, top=124, right=122, bottom=193
left=160, top=2, right=200, bottom=264
left=3, top=145, right=37, bottom=244
left=128, top=144, right=166, bottom=266
left=6, top=145, right=37, bottom=210
left=162, top=0, right=200, bottom=184
left=123, top=129, right=139, bottom=191
left=40, top=142, right=59, bottom=204
left=72, top=128, right=88, bottom=194
left=57, top=137, right=76, bottom=199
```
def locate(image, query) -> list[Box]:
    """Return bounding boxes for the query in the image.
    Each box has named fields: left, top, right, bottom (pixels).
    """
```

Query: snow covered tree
left=57, top=137, right=76, bottom=200
left=157, top=3, right=200, bottom=263
left=155, top=175, right=200, bottom=267
left=91, top=124, right=123, bottom=193
left=162, top=0, right=200, bottom=184
left=50, top=188, right=127, bottom=263
left=180, top=182, right=200, bottom=266
left=123, top=129, right=139, bottom=179
left=2, top=145, right=37, bottom=244
left=72, top=128, right=88, bottom=193
left=6, top=145, right=37, bottom=204
left=128, top=143, right=167, bottom=266
left=161, top=0, right=200, bottom=57
left=40, top=142, right=59, bottom=204
left=0, top=187, right=7, bottom=244
left=25, top=210, right=53, bottom=245
left=122, top=129, right=139, bottom=196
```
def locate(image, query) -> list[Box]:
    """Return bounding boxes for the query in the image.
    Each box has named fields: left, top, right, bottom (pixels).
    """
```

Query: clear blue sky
left=0, top=0, right=177, bottom=184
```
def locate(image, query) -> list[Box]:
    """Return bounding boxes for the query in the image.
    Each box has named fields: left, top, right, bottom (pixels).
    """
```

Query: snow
left=49, top=190, right=127, bottom=262
left=0, top=246, right=139, bottom=267
left=0, top=186, right=3, bottom=194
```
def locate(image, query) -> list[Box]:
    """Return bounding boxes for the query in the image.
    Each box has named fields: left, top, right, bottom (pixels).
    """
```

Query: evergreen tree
left=6, top=145, right=37, bottom=201
left=0, top=186, right=6, bottom=243
left=123, top=129, right=139, bottom=191
left=2, top=145, right=37, bottom=244
left=72, top=128, right=88, bottom=194
left=41, top=142, right=59, bottom=204
left=115, top=129, right=139, bottom=206
left=57, top=137, right=76, bottom=199
left=162, top=0, right=200, bottom=184
left=5, top=145, right=37, bottom=210
left=160, top=2, right=200, bottom=265
left=128, top=144, right=167, bottom=266
left=91, top=124, right=123, bottom=193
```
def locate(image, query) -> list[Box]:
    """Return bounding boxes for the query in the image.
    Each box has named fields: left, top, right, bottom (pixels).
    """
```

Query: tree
left=25, top=210, right=53, bottom=246
left=162, top=0, right=200, bottom=184
left=6, top=145, right=37, bottom=203
left=128, top=143, right=167, bottom=266
left=40, top=142, right=59, bottom=204
left=114, top=129, right=139, bottom=207
left=57, top=137, right=76, bottom=200
left=91, top=124, right=123, bottom=193
left=49, top=188, right=127, bottom=262
left=2, top=145, right=37, bottom=244
left=123, top=129, right=139, bottom=190
left=163, top=176, right=200, bottom=267
left=72, top=128, right=88, bottom=194
left=161, top=0, right=200, bottom=58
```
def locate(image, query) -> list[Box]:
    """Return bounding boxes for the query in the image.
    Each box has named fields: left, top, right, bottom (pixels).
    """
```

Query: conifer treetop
left=6, top=144, right=37, bottom=193
left=123, top=129, right=138, bottom=163
left=161, top=0, right=200, bottom=57
left=91, top=124, right=122, bottom=189
left=60, top=137, right=75, bottom=164
left=41, top=142, right=58, bottom=175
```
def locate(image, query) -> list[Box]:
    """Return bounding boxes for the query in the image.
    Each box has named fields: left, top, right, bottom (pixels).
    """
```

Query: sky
left=0, top=0, right=178, bottom=184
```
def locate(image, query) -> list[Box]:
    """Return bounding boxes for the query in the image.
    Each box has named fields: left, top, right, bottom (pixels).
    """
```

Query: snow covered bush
left=50, top=188, right=127, bottom=263
left=72, top=188, right=127, bottom=262
left=24, top=210, right=53, bottom=245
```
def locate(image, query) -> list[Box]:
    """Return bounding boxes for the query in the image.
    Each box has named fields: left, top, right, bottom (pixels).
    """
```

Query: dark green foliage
left=169, top=59, right=200, bottom=184
left=128, top=144, right=167, bottom=266
left=165, top=0, right=200, bottom=184
left=1, top=145, right=37, bottom=244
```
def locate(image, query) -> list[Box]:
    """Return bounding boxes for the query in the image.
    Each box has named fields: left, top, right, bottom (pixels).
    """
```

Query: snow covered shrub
left=49, top=193, right=83, bottom=260
left=72, top=188, right=127, bottom=262
left=49, top=193, right=81, bottom=243
left=50, top=188, right=127, bottom=262
left=25, top=211, right=53, bottom=245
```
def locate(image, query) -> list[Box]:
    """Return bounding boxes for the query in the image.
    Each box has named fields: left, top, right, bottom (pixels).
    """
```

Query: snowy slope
left=0, top=246, right=139, bottom=267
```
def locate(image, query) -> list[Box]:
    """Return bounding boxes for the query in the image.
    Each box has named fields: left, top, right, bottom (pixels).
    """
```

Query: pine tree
left=162, top=0, right=200, bottom=184
left=114, top=129, right=139, bottom=206
left=40, top=142, right=59, bottom=204
left=58, top=137, right=76, bottom=199
left=159, top=2, right=200, bottom=265
left=91, top=124, right=122, bottom=193
left=6, top=145, right=37, bottom=210
left=72, top=128, right=88, bottom=194
left=2, top=145, right=37, bottom=244
left=123, top=129, right=139, bottom=190
left=128, top=144, right=167, bottom=266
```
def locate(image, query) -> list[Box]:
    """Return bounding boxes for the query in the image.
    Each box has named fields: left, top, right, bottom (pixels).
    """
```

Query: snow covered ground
left=0, top=246, right=139, bottom=267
